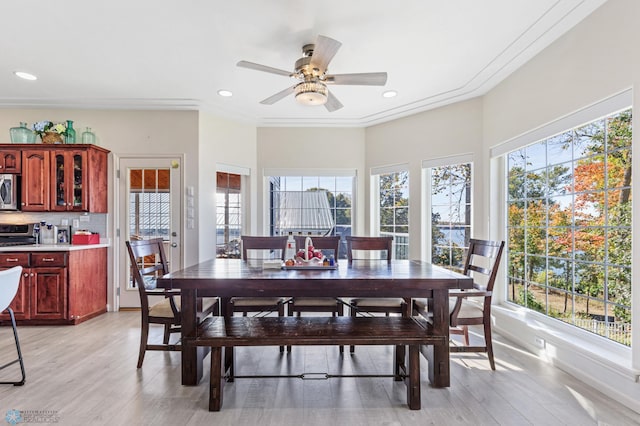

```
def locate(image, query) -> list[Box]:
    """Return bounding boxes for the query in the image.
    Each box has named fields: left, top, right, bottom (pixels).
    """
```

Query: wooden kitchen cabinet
left=21, top=149, right=50, bottom=211
left=49, top=146, right=109, bottom=212
left=30, top=252, right=67, bottom=320
left=0, top=149, right=21, bottom=173
left=8, top=144, right=109, bottom=213
left=29, top=268, right=67, bottom=320
left=0, top=253, right=30, bottom=320
left=51, top=149, right=89, bottom=212
left=0, top=248, right=106, bottom=325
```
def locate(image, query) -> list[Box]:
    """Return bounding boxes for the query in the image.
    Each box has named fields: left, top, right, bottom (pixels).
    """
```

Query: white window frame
left=262, top=168, right=357, bottom=250
left=371, top=163, right=410, bottom=259
left=489, top=89, right=637, bottom=371
left=216, top=162, right=250, bottom=241
left=421, top=153, right=474, bottom=266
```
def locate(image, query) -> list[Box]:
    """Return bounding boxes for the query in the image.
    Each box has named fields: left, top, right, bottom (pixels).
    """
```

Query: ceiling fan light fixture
left=294, top=81, right=327, bottom=106
left=14, top=71, right=37, bottom=81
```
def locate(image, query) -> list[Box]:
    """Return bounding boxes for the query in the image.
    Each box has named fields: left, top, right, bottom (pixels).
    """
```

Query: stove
left=0, top=223, right=37, bottom=247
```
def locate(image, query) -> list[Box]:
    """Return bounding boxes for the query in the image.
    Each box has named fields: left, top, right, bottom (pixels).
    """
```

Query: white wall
left=483, top=0, right=640, bottom=412
left=198, top=111, right=257, bottom=262
left=365, top=98, right=484, bottom=260
left=256, top=127, right=366, bottom=235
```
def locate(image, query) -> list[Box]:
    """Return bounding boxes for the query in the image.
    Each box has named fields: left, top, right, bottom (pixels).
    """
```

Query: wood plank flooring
left=0, top=311, right=639, bottom=425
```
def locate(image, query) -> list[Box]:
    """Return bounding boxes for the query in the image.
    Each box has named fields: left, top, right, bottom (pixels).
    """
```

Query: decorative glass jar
left=10, top=122, right=36, bottom=143
left=81, top=127, right=96, bottom=144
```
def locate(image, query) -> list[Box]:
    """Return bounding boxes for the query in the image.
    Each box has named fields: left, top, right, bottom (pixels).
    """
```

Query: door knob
left=171, top=242, right=177, bottom=247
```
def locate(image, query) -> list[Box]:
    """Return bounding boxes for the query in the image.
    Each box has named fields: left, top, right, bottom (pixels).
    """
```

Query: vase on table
left=10, top=122, right=36, bottom=143
left=41, top=131, right=64, bottom=144
left=65, top=120, right=76, bottom=144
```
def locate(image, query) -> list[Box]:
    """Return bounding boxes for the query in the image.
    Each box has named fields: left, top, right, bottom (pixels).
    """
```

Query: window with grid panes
left=430, top=163, right=472, bottom=272
left=216, top=172, right=242, bottom=259
left=378, top=170, right=409, bottom=259
left=268, top=175, right=353, bottom=259
left=506, top=108, right=632, bottom=346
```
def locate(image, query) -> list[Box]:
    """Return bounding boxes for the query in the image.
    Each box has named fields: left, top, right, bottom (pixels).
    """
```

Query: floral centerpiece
left=32, top=121, right=68, bottom=144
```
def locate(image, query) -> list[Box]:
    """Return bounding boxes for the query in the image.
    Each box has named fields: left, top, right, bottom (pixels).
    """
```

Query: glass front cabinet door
left=51, top=150, right=88, bottom=211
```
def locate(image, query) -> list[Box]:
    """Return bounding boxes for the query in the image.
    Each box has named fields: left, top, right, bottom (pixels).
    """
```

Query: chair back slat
left=346, top=236, right=393, bottom=264
left=462, top=238, right=505, bottom=293
left=126, top=238, right=170, bottom=311
left=241, top=236, right=288, bottom=260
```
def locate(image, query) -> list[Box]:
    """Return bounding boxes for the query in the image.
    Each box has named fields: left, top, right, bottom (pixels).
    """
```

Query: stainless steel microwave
left=0, top=174, right=18, bottom=210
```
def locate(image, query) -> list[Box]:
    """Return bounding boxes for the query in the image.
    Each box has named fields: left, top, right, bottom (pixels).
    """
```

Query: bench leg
left=406, top=345, right=421, bottom=409
left=209, top=347, right=223, bottom=411
left=393, top=344, right=405, bottom=381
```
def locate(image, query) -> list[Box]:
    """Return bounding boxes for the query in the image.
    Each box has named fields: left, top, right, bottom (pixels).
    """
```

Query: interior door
left=118, top=157, right=182, bottom=308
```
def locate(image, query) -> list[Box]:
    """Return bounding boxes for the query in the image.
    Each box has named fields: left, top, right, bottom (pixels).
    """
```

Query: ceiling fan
left=237, top=35, right=387, bottom=112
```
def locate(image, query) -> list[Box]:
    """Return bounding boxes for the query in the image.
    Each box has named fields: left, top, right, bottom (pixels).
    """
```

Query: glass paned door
left=118, top=157, right=182, bottom=308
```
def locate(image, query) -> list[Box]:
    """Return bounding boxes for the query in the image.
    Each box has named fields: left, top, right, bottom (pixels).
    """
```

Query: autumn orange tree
left=507, top=109, right=632, bottom=336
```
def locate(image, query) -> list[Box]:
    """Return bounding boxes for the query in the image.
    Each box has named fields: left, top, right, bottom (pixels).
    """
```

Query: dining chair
left=346, top=236, right=407, bottom=353
left=126, top=238, right=218, bottom=368
left=413, top=238, right=504, bottom=370
left=0, top=266, right=26, bottom=386
left=228, top=236, right=289, bottom=352
left=287, top=235, right=344, bottom=352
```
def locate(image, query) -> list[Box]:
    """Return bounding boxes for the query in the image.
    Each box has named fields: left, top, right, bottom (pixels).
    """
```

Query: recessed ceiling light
left=382, top=90, right=397, bottom=98
left=217, top=89, right=233, bottom=97
left=14, top=71, right=37, bottom=81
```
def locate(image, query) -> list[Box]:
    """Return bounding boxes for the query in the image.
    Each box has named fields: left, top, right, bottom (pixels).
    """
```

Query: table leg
left=181, top=289, right=203, bottom=386
left=424, top=288, right=450, bottom=387
left=406, top=345, right=421, bottom=409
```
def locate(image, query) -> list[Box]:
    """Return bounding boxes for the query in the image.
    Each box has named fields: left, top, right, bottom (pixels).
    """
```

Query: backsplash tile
left=0, top=212, right=108, bottom=237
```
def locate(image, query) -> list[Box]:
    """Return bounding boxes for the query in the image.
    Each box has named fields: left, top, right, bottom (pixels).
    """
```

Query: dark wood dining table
left=157, top=258, right=473, bottom=387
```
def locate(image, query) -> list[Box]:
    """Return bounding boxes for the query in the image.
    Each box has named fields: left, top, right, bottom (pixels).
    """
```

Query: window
left=268, top=175, right=354, bottom=259
left=506, top=108, right=632, bottom=346
left=216, top=172, right=242, bottom=259
left=378, top=170, right=409, bottom=259
left=128, top=169, right=170, bottom=239
left=430, top=163, right=472, bottom=272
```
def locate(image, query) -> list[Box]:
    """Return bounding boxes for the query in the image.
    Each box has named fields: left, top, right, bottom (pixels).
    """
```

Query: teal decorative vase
left=81, top=127, right=96, bottom=144
left=65, top=120, right=76, bottom=144
left=10, top=122, right=37, bottom=143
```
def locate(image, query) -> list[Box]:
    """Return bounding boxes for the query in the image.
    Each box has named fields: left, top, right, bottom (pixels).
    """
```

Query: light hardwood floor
left=1, top=311, right=639, bottom=426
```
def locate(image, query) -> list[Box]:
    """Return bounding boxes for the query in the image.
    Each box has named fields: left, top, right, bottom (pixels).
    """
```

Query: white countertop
left=0, top=243, right=110, bottom=252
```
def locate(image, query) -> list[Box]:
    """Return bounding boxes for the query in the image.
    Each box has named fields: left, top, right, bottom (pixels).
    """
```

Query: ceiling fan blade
left=325, top=72, right=388, bottom=86
left=310, top=35, right=342, bottom=73
left=260, top=86, right=295, bottom=105
left=237, top=60, right=292, bottom=77
left=324, top=91, right=343, bottom=112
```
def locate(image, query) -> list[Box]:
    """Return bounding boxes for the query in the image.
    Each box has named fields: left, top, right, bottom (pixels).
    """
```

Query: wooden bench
left=189, top=316, right=445, bottom=411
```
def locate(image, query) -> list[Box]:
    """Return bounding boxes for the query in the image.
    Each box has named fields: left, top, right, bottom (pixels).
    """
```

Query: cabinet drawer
left=0, top=253, right=30, bottom=267
left=31, top=252, right=67, bottom=267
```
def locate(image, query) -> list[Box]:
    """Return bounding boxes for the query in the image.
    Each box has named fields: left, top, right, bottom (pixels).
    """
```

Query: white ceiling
left=1, top=0, right=607, bottom=127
